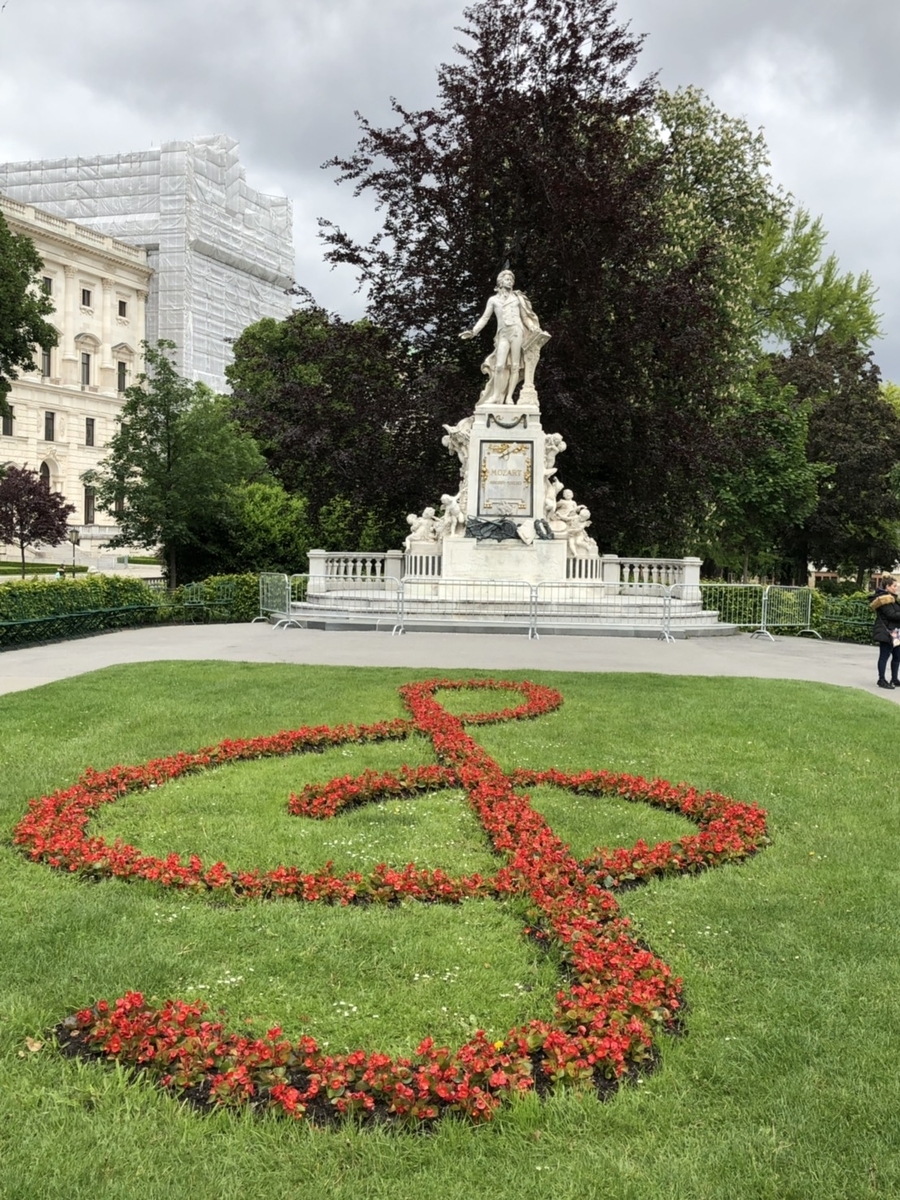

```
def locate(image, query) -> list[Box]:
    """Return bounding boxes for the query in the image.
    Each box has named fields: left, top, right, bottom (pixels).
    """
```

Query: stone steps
left=287, top=596, right=738, bottom=638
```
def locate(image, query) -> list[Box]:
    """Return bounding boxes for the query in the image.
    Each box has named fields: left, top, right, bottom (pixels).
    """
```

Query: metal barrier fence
left=534, top=581, right=671, bottom=639
left=697, top=584, right=765, bottom=633
left=258, top=574, right=826, bottom=641
left=307, top=573, right=402, bottom=631
left=400, top=578, right=535, bottom=637
left=289, top=574, right=308, bottom=605
left=818, top=597, right=871, bottom=643
left=760, top=585, right=817, bottom=640
left=696, top=583, right=816, bottom=640
left=255, top=573, right=300, bottom=629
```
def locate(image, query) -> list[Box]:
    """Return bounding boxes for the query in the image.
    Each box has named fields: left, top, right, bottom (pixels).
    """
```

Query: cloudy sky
left=1, top=0, right=897, bottom=378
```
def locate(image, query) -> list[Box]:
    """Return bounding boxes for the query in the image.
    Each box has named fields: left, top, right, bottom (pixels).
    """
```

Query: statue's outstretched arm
left=461, top=296, right=495, bottom=339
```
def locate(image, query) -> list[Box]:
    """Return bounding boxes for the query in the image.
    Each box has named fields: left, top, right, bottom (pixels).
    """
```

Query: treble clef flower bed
left=14, top=678, right=769, bottom=1127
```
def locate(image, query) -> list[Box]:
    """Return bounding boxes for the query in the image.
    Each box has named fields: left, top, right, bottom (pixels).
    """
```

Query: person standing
left=869, top=575, right=900, bottom=688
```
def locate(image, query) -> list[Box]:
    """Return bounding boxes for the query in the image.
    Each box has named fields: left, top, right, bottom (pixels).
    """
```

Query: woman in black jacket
left=870, top=576, right=900, bottom=688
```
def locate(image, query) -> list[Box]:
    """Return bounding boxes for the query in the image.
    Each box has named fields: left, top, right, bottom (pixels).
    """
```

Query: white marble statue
left=555, top=488, right=578, bottom=522
left=544, top=432, right=566, bottom=473
left=404, top=506, right=440, bottom=552
left=544, top=472, right=564, bottom=522
left=441, top=415, right=474, bottom=479
left=460, top=269, right=550, bottom=406
left=565, top=505, right=598, bottom=558
left=440, top=492, right=466, bottom=538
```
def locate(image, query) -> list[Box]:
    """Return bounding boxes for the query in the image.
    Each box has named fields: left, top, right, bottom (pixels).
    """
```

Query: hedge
left=0, top=573, right=259, bottom=650
left=166, top=574, right=259, bottom=624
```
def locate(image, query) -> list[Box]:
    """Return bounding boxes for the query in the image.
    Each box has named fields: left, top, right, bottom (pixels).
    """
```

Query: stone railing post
left=384, top=550, right=403, bottom=582
left=681, top=556, right=702, bottom=601
left=601, top=554, right=621, bottom=586
left=308, top=549, right=327, bottom=596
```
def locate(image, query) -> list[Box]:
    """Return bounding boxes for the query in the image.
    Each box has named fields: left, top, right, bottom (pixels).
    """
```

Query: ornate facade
left=0, top=136, right=294, bottom=393
left=0, top=193, right=152, bottom=556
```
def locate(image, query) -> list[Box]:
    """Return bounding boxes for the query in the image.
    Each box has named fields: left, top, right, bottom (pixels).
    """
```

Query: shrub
left=0, top=577, right=168, bottom=649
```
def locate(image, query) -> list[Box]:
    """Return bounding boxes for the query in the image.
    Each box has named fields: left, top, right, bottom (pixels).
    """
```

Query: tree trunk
left=168, top=546, right=177, bottom=590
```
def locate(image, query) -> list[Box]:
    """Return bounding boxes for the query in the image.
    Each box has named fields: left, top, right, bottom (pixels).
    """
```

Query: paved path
left=1, top=624, right=897, bottom=701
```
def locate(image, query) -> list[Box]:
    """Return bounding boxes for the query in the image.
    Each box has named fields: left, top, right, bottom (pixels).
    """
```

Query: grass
left=0, top=660, right=898, bottom=1198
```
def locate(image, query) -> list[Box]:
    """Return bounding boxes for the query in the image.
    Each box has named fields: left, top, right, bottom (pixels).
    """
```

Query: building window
left=81, top=352, right=91, bottom=387
left=85, top=417, right=95, bottom=447
left=44, top=411, right=55, bottom=441
left=39, top=462, right=50, bottom=489
left=84, top=487, right=95, bottom=525
left=117, top=361, right=128, bottom=392
left=1, top=407, right=13, bottom=437
left=41, top=347, right=51, bottom=378
left=81, top=287, right=92, bottom=308
left=118, top=299, right=128, bottom=318
left=42, top=276, right=53, bottom=295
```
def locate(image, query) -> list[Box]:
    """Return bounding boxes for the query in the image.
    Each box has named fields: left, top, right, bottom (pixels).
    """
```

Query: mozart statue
left=460, top=269, right=550, bottom=406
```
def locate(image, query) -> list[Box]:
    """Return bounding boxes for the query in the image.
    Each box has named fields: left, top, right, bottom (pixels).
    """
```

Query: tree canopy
left=0, top=213, right=58, bottom=416
left=85, top=341, right=267, bottom=586
left=228, top=306, right=449, bottom=548
left=226, top=0, right=889, bottom=578
left=770, top=336, right=900, bottom=583
left=317, top=0, right=818, bottom=553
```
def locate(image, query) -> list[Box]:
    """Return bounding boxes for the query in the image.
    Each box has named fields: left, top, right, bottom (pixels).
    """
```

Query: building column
left=101, top=278, right=114, bottom=367
left=62, top=266, right=77, bottom=384
left=135, top=290, right=147, bottom=368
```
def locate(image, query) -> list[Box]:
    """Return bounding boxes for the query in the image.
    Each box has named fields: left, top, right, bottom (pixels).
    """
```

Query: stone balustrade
left=601, top=555, right=702, bottom=589
left=566, top=557, right=602, bottom=580
left=308, top=549, right=702, bottom=594
left=307, top=549, right=403, bottom=593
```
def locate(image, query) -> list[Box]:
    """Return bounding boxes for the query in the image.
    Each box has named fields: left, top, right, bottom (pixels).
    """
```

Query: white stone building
left=0, top=193, right=152, bottom=561
left=0, top=135, right=295, bottom=393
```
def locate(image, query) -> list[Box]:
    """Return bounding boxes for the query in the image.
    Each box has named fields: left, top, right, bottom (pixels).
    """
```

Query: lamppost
left=66, top=528, right=80, bottom=579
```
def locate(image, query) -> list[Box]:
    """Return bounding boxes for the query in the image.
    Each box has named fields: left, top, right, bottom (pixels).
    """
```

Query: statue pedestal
left=442, top=536, right=567, bottom=584
left=462, top=403, right=547, bottom=525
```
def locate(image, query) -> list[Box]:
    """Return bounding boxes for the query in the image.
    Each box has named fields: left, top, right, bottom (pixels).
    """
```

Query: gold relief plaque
left=477, top=441, right=533, bottom=517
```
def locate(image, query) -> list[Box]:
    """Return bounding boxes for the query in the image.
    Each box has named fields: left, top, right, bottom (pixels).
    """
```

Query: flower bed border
left=16, top=678, right=769, bottom=1126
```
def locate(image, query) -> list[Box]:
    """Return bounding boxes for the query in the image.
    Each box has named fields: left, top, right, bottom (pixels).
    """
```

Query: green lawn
left=0, top=661, right=897, bottom=1199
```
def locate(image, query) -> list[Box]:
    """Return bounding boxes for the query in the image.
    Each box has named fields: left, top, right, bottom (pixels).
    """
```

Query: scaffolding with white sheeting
left=0, top=135, right=295, bottom=392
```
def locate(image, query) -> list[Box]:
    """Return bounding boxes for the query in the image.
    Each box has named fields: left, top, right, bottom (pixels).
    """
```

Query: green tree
left=705, top=366, right=822, bottom=580
left=228, top=306, right=448, bottom=549
left=647, top=88, right=883, bottom=575
left=0, top=213, right=58, bottom=416
left=752, top=209, right=881, bottom=350
left=881, top=381, right=900, bottom=413
left=771, top=337, right=900, bottom=584
left=0, top=464, right=74, bottom=577
left=85, top=341, right=267, bottom=586
left=183, top=481, right=314, bottom=579
left=320, top=0, right=766, bottom=554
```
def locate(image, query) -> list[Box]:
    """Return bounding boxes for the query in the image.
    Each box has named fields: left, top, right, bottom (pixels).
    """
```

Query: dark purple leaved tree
left=318, top=0, right=746, bottom=554
left=0, top=465, right=75, bottom=578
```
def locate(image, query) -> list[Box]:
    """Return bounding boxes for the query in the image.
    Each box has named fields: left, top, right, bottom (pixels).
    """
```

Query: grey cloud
left=619, top=0, right=900, bottom=115
left=1, top=0, right=897, bottom=378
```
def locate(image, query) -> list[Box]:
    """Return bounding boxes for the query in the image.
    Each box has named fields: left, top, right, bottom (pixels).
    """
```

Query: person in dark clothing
left=869, top=575, right=900, bottom=688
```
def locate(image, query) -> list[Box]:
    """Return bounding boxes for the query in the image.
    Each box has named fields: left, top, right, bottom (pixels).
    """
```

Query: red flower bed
left=16, top=678, right=769, bottom=1126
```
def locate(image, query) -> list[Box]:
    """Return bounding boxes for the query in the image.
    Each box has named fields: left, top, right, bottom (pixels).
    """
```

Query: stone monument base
left=442, top=536, right=568, bottom=585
